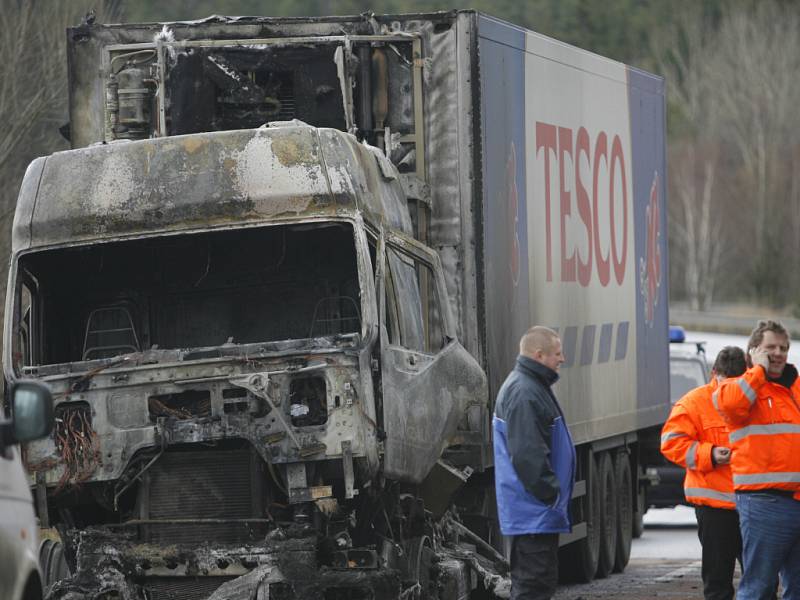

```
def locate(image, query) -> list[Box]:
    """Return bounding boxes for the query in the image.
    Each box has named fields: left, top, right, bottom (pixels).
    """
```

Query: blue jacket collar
left=515, top=355, right=559, bottom=387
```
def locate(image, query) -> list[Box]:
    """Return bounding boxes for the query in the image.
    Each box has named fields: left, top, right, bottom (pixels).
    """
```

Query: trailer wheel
left=613, top=453, right=633, bottom=572
left=595, top=452, right=617, bottom=579
left=558, top=454, right=600, bottom=583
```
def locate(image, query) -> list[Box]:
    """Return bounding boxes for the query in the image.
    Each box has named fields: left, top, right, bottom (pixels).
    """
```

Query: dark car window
left=669, top=357, right=708, bottom=404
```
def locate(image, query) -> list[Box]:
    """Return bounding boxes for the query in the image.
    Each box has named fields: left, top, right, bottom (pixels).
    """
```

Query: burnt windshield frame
left=9, top=220, right=373, bottom=371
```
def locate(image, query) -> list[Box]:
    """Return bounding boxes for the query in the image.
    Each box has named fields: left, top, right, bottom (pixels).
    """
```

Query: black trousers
left=510, top=533, right=559, bottom=600
left=695, top=505, right=742, bottom=600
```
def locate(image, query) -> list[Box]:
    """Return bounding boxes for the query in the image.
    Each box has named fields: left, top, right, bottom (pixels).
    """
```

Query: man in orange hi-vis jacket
left=662, top=346, right=747, bottom=600
left=715, top=320, right=800, bottom=600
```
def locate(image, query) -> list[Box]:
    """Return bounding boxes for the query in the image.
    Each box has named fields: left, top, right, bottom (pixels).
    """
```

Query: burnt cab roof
left=12, top=122, right=411, bottom=254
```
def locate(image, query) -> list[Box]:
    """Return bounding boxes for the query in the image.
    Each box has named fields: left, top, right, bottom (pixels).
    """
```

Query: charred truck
left=10, top=11, right=669, bottom=600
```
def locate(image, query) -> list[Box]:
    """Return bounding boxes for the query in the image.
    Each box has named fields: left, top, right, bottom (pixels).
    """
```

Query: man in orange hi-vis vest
left=662, top=346, right=747, bottom=600
left=715, top=320, right=800, bottom=600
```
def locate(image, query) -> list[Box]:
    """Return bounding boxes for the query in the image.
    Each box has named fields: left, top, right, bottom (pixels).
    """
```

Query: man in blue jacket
left=494, top=326, right=575, bottom=600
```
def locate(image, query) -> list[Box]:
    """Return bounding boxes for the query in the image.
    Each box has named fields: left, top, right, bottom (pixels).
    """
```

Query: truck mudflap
left=46, top=518, right=511, bottom=600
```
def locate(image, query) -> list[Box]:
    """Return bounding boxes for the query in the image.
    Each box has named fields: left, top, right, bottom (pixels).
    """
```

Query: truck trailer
left=9, top=10, right=669, bottom=599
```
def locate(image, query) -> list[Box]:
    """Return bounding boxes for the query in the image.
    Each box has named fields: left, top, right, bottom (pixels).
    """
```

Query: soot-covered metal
left=14, top=11, right=496, bottom=600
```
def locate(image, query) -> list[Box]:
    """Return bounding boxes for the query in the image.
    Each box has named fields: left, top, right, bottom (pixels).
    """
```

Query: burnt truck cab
left=9, top=123, right=486, bottom=597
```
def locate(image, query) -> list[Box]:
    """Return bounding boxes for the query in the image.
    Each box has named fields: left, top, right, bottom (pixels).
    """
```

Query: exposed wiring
left=110, top=49, right=156, bottom=75
left=53, top=406, right=102, bottom=493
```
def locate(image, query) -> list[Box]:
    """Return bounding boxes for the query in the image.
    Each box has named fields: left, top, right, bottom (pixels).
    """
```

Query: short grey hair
left=520, top=326, right=559, bottom=356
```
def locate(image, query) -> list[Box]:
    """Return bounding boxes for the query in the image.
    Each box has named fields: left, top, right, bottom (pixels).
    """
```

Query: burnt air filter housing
left=138, top=447, right=265, bottom=545
left=166, top=45, right=345, bottom=135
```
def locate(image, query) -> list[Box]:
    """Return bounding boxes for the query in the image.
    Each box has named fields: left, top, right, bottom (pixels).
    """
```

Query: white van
left=0, top=381, right=54, bottom=600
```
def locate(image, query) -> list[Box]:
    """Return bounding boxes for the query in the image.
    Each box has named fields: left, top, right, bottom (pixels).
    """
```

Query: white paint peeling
left=91, top=154, right=137, bottom=212
left=231, top=131, right=328, bottom=213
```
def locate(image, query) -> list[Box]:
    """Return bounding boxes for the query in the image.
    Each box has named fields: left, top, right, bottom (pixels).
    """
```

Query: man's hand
left=749, top=347, right=770, bottom=371
left=712, top=446, right=732, bottom=465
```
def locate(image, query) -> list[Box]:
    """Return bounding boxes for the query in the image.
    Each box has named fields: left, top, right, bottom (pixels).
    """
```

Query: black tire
left=632, top=483, right=646, bottom=539
left=613, top=452, right=633, bottom=572
left=558, top=454, right=600, bottom=583
left=595, top=451, right=618, bottom=579
left=22, top=573, right=43, bottom=600
left=39, top=539, right=70, bottom=592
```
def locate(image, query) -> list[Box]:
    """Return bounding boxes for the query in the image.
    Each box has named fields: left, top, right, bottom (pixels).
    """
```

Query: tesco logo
left=536, top=121, right=628, bottom=287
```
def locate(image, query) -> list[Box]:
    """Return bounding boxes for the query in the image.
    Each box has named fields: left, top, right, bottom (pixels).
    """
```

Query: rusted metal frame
left=102, top=33, right=418, bottom=140
left=13, top=267, right=42, bottom=369
left=178, top=361, right=327, bottom=386
left=36, top=472, right=49, bottom=528
left=163, top=34, right=416, bottom=48
left=411, top=37, right=427, bottom=185
left=36, top=345, right=353, bottom=392
left=107, top=518, right=273, bottom=526
left=155, top=39, right=167, bottom=136
left=384, top=229, right=456, bottom=343
left=373, top=228, right=387, bottom=343
left=351, top=215, right=379, bottom=343
left=342, top=439, right=356, bottom=499
left=230, top=374, right=304, bottom=452
left=250, top=446, right=263, bottom=518
left=408, top=37, right=432, bottom=347
left=21, top=214, right=361, bottom=261
left=114, top=446, right=164, bottom=510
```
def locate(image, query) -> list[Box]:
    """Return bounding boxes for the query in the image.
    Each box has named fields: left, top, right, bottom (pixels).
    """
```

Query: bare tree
left=712, top=2, right=800, bottom=304
left=0, top=1, right=121, bottom=221
left=657, top=12, right=726, bottom=311
left=661, top=1, right=800, bottom=310
left=0, top=1, right=121, bottom=350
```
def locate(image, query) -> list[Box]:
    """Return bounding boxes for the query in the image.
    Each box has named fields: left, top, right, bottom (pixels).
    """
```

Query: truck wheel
left=558, top=454, right=600, bottom=583
left=39, top=539, right=70, bottom=592
left=595, top=452, right=617, bottom=579
left=613, top=453, right=633, bottom=572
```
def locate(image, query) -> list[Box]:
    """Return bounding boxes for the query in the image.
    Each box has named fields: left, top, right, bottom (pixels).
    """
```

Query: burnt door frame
left=376, top=229, right=484, bottom=483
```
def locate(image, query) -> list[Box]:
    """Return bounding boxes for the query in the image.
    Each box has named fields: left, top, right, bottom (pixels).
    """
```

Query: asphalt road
left=554, top=507, right=726, bottom=599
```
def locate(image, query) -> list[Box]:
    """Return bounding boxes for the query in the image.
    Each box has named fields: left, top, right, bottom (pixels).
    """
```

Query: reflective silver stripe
left=737, top=378, right=757, bottom=406
left=734, top=472, right=800, bottom=485
left=661, top=431, right=688, bottom=445
left=684, top=487, right=736, bottom=503
left=712, top=390, right=720, bottom=411
left=686, top=442, right=699, bottom=469
left=729, top=423, right=800, bottom=444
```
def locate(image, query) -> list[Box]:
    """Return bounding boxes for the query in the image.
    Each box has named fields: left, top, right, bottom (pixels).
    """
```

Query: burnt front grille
left=142, top=576, right=233, bottom=600
left=142, top=448, right=262, bottom=544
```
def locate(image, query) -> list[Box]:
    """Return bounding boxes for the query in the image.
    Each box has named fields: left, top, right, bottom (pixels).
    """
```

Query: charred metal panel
left=143, top=448, right=262, bottom=544
left=381, top=340, right=486, bottom=483
left=9, top=157, right=46, bottom=254
left=167, top=45, right=346, bottom=134
left=378, top=232, right=487, bottom=483
left=316, top=129, right=413, bottom=234
left=15, top=124, right=419, bottom=253
left=408, top=16, right=480, bottom=356
left=21, top=350, right=376, bottom=488
left=67, top=16, right=378, bottom=148
left=144, top=577, right=233, bottom=600
left=29, top=126, right=333, bottom=247
left=62, top=10, right=483, bottom=361
left=66, top=13, right=459, bottom=148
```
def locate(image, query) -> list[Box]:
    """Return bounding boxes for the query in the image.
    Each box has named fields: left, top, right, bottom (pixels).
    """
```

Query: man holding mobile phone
left=714, top=320, right=800, bottom=599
